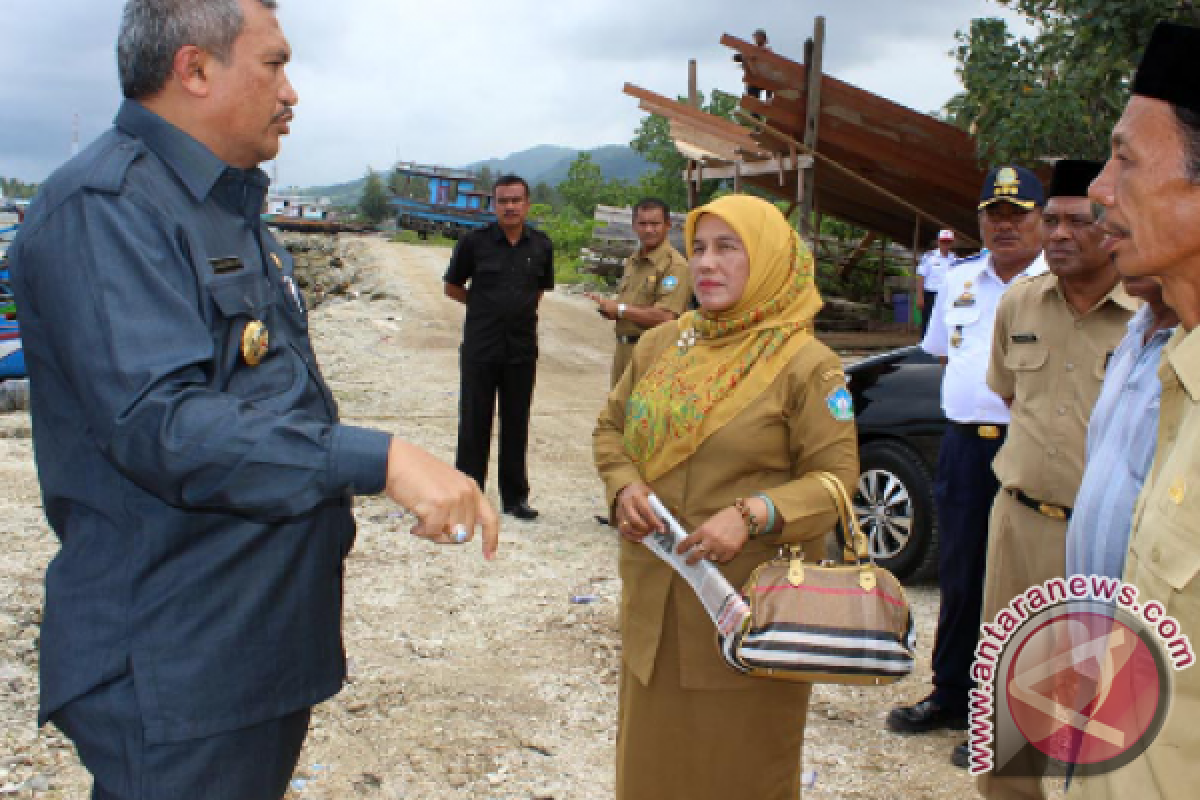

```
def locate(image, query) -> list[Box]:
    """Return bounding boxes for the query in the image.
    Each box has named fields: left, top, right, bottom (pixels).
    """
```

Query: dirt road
left=0, top=236, right=982, bottom=799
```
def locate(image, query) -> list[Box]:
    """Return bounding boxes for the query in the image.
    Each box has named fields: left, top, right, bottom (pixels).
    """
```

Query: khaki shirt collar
left=1040, top=273, right=1140, bottom=315
left=634, top=241, right=678, bottom=267
left=1165, top=325, right=1200, bottom=402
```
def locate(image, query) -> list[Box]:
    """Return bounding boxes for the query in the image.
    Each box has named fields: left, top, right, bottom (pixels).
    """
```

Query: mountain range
left=295, top=144, right=652, bottom=206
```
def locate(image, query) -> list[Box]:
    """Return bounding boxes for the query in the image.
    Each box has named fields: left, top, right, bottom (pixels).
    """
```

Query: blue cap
left=978, top=165, right=1045, bottom=211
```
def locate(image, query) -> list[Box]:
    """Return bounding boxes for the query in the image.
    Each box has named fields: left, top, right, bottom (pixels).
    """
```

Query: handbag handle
left=813, top=471, right=871, bottom=565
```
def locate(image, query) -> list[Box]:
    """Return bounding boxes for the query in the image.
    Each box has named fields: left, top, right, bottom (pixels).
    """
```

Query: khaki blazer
left=593, top=322, right=859, bottom=689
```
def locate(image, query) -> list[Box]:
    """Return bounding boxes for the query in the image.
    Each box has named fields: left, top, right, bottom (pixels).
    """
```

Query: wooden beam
left=839, top=231, right=877, bottom=278
left=910, top=217, right=921, bottom=331
left=800, top=16, right=825, bottom=238
left=677, top=154, right=812, bottom=181
left=688, top=59, right=699, bottom=108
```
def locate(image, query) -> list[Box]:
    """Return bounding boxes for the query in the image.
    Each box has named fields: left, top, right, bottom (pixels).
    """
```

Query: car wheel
left=853, top=440, right=938, bottom=583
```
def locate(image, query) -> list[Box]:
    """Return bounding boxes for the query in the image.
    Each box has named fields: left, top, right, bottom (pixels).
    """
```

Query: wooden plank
left=678, top=154, right=812, bottom=180
left=801, top=17, right=825, bottom=236
left=625, top=84, right=765, bottom=151
left=670, top=121, right=746, bottom=163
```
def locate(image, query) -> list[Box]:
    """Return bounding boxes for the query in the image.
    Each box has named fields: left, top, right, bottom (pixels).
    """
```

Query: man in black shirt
left=444, top=175, right=554, bottom=520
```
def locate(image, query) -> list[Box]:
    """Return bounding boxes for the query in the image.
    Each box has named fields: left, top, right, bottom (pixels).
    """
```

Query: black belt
left=1009, top=488, right=1072, bottom=521
left=616, top=334, right=641, bottom=345
left=950, top=422, right=1007, bottom=440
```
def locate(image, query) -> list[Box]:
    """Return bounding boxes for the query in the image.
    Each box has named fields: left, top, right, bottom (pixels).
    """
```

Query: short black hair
left=493, top=174, right=530, bottom=197
left=632, top=197, right=670, bottom=222
left=1173, top=104, right=1200, bottom=183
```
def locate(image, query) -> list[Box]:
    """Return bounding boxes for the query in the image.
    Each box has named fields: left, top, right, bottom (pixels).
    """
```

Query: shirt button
left=1065, top=363, right=1075, bottom=372
left=1047, top=447, right=1058, bottom=456
left=1057, top=407, right=1066, bottom=416
left=1151, top=545, right=1163, bottom=564
left=1075, top=320, right=1084, bottom=330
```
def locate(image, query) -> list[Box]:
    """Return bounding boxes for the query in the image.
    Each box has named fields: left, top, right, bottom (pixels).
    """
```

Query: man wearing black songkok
left=1070, top=20, right=1200, bottom=800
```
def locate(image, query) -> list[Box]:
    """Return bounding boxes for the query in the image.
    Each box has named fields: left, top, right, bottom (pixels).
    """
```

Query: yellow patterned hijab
left=623, top=194, right=823, bottom=482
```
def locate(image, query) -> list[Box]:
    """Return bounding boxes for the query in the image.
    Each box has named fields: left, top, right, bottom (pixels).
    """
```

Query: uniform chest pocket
left=207, top=274, right=269, bottom=319
left=631, top=275, right=659, bottom=304
left=1129, top=514, right=1200, bottom=623
left=944, top=306, right=982, bottom=330
left=205, top=274, right=304, bottom=411
left=1003, top=342, right=1049, bottom=371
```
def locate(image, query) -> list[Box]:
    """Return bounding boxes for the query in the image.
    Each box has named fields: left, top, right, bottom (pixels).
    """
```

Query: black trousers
left=456, top=359, right=535, bottom=507
left=921, top=290, right=937, bottom=336
left=929, top=425, right=1004, bottom=715
left=52, top=671, right=310, bottom=800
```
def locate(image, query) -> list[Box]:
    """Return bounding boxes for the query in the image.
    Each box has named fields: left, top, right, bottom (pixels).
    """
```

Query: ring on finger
left=451, top=524, right=470, bottom=544
left=708, top=553, right=720, bottom=562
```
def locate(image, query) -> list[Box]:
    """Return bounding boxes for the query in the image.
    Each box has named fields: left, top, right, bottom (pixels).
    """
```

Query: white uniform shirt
left=921, top=252, right=1047, bottom=424
left=916, top=249, right=955, bottom=293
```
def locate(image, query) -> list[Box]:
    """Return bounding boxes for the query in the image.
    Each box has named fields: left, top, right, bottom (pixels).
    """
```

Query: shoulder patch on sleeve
left=826, top=386, right=855, bottom=421
left=83, top=141, right=145, bottom=195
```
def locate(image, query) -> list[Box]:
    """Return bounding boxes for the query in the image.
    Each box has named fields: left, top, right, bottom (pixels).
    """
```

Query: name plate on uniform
left=1011, top=333, right=1039, bottom=343
left=210, top=257, right=245, bottom=274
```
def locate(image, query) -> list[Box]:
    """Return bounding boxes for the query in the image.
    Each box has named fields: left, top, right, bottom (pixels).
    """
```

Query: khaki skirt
left=616, top=591, right=812, bottom=799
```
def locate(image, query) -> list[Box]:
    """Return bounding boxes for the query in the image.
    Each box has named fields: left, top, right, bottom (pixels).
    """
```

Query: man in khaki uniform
left=1069, top=22, right=1200, bottom=800
left=975, top=160, right=1137, bottom=795
left=587, top=198, right=692, bottom=386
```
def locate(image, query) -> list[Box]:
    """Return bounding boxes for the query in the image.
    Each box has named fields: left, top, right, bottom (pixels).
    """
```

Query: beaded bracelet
left=734, top=497, right=761, bottom=537
left=754, top=492, right=777, bottom=534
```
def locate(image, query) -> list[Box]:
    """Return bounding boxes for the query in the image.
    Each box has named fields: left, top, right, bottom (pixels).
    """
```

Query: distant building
left=265, top=194, right=335, bottom=220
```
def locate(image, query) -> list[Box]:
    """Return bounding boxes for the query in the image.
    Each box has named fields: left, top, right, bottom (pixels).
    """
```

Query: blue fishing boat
left=390, top=162, right=496, bottom=239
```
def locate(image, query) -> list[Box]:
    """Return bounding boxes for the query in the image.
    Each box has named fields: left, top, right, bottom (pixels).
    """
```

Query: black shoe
left=504, top=501, right=539, bottom=520
left=886, top=698, right=968, bottom=734
left=952, top=741, right=969, bottom=769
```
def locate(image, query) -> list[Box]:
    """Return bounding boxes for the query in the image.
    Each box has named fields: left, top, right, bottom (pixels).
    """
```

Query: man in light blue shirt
left=1065, top=277, right=1178, bottom=579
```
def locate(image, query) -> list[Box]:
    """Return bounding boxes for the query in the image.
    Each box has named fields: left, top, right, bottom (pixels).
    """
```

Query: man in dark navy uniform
left=8, top=2, right=497, bottom=798
left=444, top=175, right=555, bottom=520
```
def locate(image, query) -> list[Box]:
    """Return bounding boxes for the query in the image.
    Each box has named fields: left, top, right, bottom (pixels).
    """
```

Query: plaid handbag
left=719, top=472, right=916, bottom=684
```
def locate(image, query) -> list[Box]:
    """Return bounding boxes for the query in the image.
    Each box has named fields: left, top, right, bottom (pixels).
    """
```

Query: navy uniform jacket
left=9, top=101, right=392, bottom=744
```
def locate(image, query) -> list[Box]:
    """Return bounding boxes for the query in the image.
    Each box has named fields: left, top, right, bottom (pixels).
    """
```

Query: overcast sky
left=0, top=1, right=1030, bottom=189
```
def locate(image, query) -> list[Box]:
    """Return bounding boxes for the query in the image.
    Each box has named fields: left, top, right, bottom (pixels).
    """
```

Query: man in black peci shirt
left=444, top=175, right=554, bottom=520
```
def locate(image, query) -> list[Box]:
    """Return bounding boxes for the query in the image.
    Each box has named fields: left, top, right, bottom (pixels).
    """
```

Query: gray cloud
left=1, top=0, right=1027, bottom=188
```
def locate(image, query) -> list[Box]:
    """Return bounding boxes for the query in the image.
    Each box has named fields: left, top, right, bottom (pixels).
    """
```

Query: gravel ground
left=0, top=235, right=996, bottom=799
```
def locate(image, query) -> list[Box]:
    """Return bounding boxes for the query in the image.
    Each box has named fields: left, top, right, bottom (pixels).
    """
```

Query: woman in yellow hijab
left=593, top=194, right=859, bottom=799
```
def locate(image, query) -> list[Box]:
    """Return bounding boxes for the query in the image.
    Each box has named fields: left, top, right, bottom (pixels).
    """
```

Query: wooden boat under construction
left=624, top=23, right=989, bottom=249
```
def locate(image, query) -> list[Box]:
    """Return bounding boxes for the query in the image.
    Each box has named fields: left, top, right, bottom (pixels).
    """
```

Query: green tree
left=557, top=153, right=634, bottom=216
left=0, top=177, right=39, bottom=199
left=950, top=1, right=1200, bottom=164
left=559, top=153, right=605, bottom=215
left=631, top=89, right=739, bottom=209
left=359, top=168, right=390, bottom=225
left=475, top=165, right=495, bottom=193
left=531, top=181, right=560, bottom=208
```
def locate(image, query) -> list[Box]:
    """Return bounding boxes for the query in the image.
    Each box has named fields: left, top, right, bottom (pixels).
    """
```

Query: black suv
left=844, top=346, right=947, bottom=582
